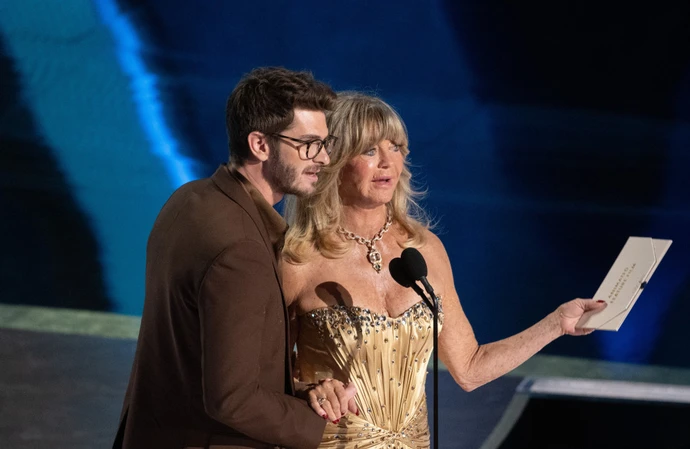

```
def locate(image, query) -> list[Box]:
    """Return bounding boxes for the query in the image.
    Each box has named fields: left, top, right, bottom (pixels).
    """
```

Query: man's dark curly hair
left=225, top=67, right=336, bottom=166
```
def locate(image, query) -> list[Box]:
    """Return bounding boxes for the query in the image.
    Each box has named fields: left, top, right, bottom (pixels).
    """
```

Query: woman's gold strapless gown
left=296, top=301, right=442, bottom=449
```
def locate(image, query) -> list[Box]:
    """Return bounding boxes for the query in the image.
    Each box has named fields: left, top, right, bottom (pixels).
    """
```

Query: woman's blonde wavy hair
left=282, top=92, right=429, bottom=263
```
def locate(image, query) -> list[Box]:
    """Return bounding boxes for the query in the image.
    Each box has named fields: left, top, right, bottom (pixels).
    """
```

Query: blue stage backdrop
left=1, top=0, right=689, bottom=368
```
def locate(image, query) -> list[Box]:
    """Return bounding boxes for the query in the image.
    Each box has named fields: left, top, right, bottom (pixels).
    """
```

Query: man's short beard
left=267, top=148, right=310, bottom=197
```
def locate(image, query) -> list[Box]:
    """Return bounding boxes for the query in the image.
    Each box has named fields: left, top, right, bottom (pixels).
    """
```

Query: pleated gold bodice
left=296, top=301, right=442, bottom=449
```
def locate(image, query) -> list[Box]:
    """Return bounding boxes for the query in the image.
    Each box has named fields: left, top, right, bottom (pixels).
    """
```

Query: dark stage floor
left=2, top=305, right=690, bottom=449
left=0, top=326, right=522, bottom=448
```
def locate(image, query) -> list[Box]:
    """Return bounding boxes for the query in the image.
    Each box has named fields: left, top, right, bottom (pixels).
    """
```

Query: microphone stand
left=389, top=255, right=440, bottom=448
left=411, top=281, right=439, bottom=449
left=427, top=286, right=440, bottom=449
left=432, top=293, right=440, bottom=449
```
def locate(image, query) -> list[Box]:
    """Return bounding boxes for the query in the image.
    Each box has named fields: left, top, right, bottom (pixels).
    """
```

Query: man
left=113, top=67, right=349, bottom=449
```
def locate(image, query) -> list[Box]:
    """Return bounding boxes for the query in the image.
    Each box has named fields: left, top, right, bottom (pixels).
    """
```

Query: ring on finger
left=317, top=396, right=327, bottom=405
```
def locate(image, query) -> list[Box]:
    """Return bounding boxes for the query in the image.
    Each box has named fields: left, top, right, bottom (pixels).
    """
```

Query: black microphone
left=400, top=248, right=439, bottom=311
left=389, top=257, right=429, bottom=307
left=389, top=256, right=414, bottom=287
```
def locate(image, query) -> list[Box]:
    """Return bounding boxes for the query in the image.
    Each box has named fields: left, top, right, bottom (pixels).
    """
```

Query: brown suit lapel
left=210, top=164, right=296, bottom=394
left=211, top=165, right=276, bottom=263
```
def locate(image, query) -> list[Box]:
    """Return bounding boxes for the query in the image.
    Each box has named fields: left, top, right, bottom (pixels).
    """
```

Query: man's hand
left=556, top=298, right=608, bottom=336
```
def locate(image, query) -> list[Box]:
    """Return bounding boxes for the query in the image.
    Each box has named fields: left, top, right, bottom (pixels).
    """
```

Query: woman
left=281, top=93, right=605, bottom=448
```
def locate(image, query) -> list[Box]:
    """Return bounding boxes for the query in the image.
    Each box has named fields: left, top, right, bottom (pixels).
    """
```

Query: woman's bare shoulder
left=419, top=228, right=448, bottom=256
left=280, top=253, right=320, bottom=280
left=281, top=247, right=327, bottom=290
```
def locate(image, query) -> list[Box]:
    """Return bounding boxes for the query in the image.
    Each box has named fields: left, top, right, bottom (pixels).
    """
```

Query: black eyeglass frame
left=267, top=133, right=338, bottom=160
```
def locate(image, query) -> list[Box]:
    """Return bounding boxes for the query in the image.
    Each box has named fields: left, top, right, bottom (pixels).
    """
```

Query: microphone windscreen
left=389, top=257, right=414, bottom=287
left=401, top=248, right=428, bottom=280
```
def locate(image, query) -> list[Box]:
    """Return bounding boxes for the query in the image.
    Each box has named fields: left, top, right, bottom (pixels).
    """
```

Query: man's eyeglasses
left=267, top=133, right=338, bottom=160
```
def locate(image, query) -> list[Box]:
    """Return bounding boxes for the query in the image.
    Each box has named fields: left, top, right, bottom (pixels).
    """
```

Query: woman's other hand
left=306, top=378, right=358, bottom=423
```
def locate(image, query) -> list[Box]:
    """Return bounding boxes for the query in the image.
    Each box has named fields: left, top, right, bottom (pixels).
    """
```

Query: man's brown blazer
left=113, top=165, right=326, bottom=449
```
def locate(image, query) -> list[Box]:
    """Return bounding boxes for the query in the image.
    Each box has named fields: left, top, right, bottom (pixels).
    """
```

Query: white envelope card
left=576, top=237, right=672, bottom=331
